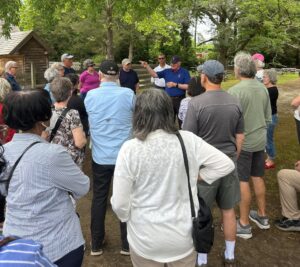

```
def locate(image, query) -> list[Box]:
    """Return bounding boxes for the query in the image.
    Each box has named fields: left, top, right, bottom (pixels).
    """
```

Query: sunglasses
left=158, top=58, right=165, bottom=60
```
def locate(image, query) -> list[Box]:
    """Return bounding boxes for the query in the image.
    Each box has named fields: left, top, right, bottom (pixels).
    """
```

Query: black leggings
left=0, top=194, right=5, bottom=223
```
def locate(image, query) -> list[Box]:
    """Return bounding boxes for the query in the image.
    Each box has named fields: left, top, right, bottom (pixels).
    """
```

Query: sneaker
left=90, top=248, right=103, bottom=256
left=274, top=217, right=300, bottom=232
left=236, top=220, right=252, bottom=239
left=249, top=210, right=270, bottom=229
left=90, top=239, right=105, bottom=256
left=120, top=247, right=130, bottom=256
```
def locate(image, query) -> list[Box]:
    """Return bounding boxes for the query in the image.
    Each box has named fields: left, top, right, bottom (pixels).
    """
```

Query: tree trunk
left=128, top=39, right=133, bottom=61
left=105, top=1, right=114, bottom=60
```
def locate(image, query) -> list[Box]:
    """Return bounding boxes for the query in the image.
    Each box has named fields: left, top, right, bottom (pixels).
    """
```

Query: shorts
left=237, top=150, right=265, bottom=182
left=198, top=168, right=240, bottom=210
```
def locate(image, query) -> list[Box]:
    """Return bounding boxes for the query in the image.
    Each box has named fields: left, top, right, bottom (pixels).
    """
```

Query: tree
left=0, top=0, right=21, bottom=37
left=190, top=0, right=300, bottom=66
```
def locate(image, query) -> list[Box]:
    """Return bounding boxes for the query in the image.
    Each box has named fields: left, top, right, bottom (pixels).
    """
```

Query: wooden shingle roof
left=0, top=30, right=51, bottom=56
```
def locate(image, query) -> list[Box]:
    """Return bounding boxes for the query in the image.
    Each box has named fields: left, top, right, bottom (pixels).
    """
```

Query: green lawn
left=222, top=73, right=299, bottom=90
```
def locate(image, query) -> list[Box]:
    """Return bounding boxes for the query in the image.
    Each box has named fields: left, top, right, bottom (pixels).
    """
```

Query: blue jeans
left=266, top=114, right=278, bottom=160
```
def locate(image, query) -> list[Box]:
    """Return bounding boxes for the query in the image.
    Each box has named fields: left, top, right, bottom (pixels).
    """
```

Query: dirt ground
left=78, top=79, right=300, bottom=267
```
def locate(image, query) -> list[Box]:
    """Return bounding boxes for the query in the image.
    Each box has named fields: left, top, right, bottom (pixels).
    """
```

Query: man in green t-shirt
left=228, top=52, right=272, bottom=240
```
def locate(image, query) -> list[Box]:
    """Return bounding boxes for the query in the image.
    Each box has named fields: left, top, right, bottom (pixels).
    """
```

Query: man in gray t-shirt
left=183, top=60, right=244, bottom=267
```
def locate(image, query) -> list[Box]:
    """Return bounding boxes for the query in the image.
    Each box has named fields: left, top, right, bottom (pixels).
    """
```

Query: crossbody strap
left=49, top=108, right=69, bottom=142
left=175, top=132, right=196, bottom=218
left=2, top=141, right=41, bottom=192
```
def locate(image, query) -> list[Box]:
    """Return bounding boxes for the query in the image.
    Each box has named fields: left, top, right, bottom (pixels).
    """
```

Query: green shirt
left=228, top=79, right=272, bottom=152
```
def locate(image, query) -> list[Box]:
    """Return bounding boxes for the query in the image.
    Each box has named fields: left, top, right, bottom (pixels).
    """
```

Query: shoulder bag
left=176, top=132, right=214, bottom=253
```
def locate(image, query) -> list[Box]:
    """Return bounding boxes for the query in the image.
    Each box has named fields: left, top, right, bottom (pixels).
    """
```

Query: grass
left=222, top=73, right=299, bottom=90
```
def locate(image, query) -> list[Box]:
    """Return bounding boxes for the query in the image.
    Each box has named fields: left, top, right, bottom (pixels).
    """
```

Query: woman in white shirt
left=111, top=89, right=235, bottom=267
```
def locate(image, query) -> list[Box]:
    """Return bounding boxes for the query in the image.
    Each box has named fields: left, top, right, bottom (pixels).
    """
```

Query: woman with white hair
left=4, top=61, right=21, bottom=91
left=263, top=69, right=279, bottom=169
left=44, top=63, right=65, bottom=104
left=48, top=77, right=87, bottom=167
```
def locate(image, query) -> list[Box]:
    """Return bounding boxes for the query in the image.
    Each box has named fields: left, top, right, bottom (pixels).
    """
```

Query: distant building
left=0, top=30, right=52, bottom=88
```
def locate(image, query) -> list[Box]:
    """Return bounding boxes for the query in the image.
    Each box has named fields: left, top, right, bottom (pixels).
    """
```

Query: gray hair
left=0, top=78, right=11, bottom=102
left=133, top=89, right=177, bottom=141
left=44, top=63, right=64, bottom=82
left=44, top=67, right=60, bottom=82
left=234, top=52, right=256, bottom=78
left=5, top=61, right=17, bottom=72
left=50, top=62, right=64, bottom=70
left=101, top=72, right=118, bottom=82
left=264, top=69, right=277, bottom=85
left=50, top=77, right=72, bottom=102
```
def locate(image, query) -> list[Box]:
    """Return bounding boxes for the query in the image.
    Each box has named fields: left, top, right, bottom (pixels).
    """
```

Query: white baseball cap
left=61, top=53, right=74, bottom=61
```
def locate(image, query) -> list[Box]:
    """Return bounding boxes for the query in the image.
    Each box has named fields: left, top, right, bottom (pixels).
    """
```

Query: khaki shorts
left=130, top=247, right=197, bottom=267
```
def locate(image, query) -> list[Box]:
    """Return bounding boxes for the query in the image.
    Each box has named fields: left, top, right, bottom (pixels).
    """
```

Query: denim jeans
left=266, top=114, right=278, bottom=160
left=90, top=161, right=128, bottom=250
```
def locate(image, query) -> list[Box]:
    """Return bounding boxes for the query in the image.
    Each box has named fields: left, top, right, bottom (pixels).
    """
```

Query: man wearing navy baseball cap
left=141, top=55, right=190, bottom=128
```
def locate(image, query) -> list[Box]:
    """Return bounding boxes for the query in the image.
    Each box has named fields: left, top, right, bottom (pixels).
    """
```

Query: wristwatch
left=176, top=83, right=178, bottom=88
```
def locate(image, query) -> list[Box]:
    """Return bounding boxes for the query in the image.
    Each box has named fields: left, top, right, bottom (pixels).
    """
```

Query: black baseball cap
left=99, top=60, right=119, bottom=75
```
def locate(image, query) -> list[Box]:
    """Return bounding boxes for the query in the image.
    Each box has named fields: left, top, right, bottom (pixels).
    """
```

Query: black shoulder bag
left=176, top=132, right=214, bottom=253
left=0, top=141, right=40, bottom=196
left=49, top=108, right=69, bottom=142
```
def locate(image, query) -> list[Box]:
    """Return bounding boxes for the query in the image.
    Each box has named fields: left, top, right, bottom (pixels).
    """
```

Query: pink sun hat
left=252, top=53, right=264, bottom=62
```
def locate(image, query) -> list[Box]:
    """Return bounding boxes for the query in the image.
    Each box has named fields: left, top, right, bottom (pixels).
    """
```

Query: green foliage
left=0, top=0, right=21, bottom=37
left=190, top=0, right=300, bottom=67
left=16, top=0, right=300, bottom=68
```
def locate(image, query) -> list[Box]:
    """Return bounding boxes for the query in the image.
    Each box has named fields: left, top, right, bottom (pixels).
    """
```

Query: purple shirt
left=79, top=70, right=100, bottom=93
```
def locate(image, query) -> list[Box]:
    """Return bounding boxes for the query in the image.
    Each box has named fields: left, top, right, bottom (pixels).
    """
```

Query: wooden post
left=30, top=62, right=36, bottom=89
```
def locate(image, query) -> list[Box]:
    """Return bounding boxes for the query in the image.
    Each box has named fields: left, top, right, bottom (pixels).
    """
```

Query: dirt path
left=78, top=79, right=300, bottom=267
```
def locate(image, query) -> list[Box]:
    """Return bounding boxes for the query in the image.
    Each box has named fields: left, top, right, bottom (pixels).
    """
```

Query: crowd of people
left=0, top=50, right=298, bottom=267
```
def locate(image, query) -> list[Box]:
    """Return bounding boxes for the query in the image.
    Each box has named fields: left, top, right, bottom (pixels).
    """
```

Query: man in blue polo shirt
left=141, top=56, right=190, bottom=127
left=85, top=60, right=135, bottom=257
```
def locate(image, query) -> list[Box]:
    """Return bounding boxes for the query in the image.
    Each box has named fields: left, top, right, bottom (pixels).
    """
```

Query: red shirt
left=0, top=103, right=16, bottom=143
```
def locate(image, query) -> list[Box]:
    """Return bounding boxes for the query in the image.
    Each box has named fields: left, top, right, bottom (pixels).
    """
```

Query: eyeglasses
left=158, top=58, right=165, bottom=60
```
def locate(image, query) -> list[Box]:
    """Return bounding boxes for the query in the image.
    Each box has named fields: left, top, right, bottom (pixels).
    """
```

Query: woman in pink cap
left=252, top=53, right=265, bottom=82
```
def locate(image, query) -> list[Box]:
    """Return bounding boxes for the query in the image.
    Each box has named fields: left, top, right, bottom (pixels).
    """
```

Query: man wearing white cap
left=119, top=58, right=139, bottom=94
left=61, top=53, right=76, bottom=76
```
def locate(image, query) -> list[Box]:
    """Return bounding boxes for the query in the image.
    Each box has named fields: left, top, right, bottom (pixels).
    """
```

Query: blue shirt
left=3, top=134, right=90, bottom=262
left=0, top=236, right=56, bottom=266
left=84, top=82, right=135, bottom=165
left=157, top=68, right=190, bottom=97
left=5, top=73, right=21, bottom=91
left=44, top=83, right=56, bottom=103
